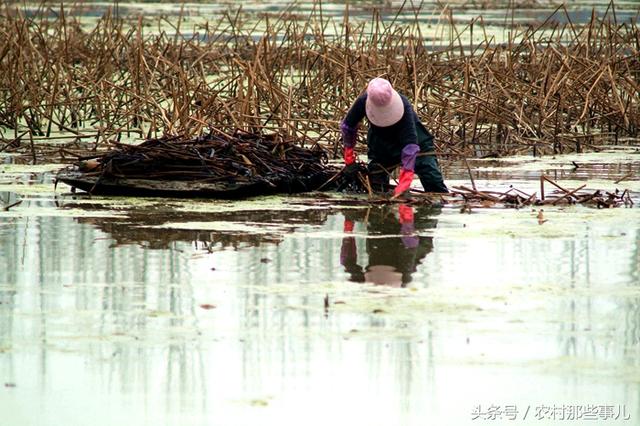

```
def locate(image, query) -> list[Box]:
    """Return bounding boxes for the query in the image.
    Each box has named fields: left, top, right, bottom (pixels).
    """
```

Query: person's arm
left=393, top=100, right=420, bottom=197
left=341, top=94, right=367, bottom=164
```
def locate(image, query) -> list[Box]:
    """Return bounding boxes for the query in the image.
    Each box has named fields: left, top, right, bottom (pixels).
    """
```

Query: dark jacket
left=342, top=93, right=435, bottom=165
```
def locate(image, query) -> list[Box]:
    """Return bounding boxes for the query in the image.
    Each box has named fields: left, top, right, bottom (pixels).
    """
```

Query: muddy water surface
left=0, top=148, right=639, bottom=425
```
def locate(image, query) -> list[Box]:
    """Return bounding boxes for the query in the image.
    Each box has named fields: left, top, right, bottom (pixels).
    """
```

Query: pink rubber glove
left=398, top=204, right=418, bottom=248
left=343, top=219, right=355, bottom=233
left=344, top=147, right=356, bottom=165
left=398, top=204, right=414, bottom=224
left=393, top=168, right=414, bottom=197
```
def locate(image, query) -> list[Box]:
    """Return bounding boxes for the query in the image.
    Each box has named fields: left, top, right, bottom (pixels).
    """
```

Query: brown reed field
left=1, top=1, right=639, bottom=161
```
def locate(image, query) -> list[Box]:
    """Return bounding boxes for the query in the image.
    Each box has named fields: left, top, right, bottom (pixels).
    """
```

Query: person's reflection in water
left=340, top=204, right=440, bottom=287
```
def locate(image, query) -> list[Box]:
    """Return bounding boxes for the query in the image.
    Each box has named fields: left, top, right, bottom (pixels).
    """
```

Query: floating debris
left=199, top=304, right=216, bottom=310
left=56, top=131, right=337, bottom=198
left=303, top=174, right=636, bottom=210
left=436, top=175, right=634, bottom=209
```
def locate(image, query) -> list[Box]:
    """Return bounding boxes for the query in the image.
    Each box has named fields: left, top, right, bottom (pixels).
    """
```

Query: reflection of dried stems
left=0, top=2, right=638, bottom=161
left=3, top=200, right=22, bottom=211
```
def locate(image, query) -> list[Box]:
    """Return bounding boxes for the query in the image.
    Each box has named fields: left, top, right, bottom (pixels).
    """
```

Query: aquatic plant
left=0, top=0, right=638, bottom=160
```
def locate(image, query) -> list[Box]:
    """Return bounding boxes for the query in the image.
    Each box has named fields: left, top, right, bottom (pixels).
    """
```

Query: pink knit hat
left=365, top=78, right=404, bottom=127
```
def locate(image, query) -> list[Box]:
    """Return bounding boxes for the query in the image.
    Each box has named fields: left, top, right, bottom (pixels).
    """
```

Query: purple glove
left=341, top=121, right=358, bottom=148
left=401, top=226, right=419, bottom=249
left=398, top=205, right=418, bottom=248
left=400, top=144, right=419, bottom=171
left=340, top=237, right=357, bottom=265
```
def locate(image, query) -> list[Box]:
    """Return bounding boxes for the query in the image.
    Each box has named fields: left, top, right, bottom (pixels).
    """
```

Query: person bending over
left=341, top=77, right=448, bottom=196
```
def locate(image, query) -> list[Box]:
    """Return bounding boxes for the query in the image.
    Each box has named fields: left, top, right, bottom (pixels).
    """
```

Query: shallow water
left=15, top=0, right=640, bottom=46
left=1, top=149, right=639, bottom=425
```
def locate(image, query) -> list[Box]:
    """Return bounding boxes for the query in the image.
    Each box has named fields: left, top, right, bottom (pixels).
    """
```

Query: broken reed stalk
left=464, top=158, right=476, bottom=191
left=0, top=1, right=638, bottom=161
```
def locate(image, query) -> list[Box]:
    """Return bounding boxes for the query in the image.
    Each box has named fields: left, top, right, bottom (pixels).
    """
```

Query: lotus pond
left=2, top=0, right=640, bottom=424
